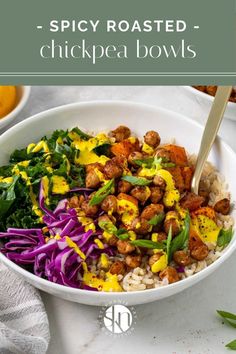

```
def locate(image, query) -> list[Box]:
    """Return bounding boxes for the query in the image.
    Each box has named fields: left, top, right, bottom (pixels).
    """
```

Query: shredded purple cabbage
left=176, top=266, right=185, bottom=273
left=0, top=182, right=115, bottom=290
left=69, top=187, right=94, bottom=193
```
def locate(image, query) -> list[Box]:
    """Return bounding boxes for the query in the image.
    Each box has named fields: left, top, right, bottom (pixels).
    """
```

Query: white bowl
left=0, top=86, right=31, bottom=130
left=0, top=101, right=236, bottom=306
left=183, top=86, right=236, bottom=121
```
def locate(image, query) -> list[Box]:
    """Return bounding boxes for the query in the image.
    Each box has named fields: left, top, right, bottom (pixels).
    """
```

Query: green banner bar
left=0, top=0, right=235, bottom=84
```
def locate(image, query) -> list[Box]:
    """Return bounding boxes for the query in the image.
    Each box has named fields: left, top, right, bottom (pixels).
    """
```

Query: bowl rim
left=0, top=99, right=235, bottom=298
left=0, top=86, right=31, bottom=126
left=184, top=86, right=236, bottom=108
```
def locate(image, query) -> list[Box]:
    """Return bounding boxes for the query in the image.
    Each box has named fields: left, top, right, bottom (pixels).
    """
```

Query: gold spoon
left=191, top=86, right=232, bottom=194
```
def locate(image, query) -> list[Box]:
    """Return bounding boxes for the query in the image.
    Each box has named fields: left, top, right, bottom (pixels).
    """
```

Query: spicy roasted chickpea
left=111, top=125, right=131, bottom=142
left=104, top=159, right=123, bottom=179
left=144, top=130, right=161, bottom=148
left=101, top=195, right=117, bottom=213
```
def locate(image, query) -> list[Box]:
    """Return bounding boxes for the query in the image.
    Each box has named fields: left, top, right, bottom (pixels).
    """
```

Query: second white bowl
left=183, top=86, right=236, bottom=121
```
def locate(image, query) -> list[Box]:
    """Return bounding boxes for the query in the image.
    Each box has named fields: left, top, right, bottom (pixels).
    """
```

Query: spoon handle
left=191, top=86, right=232, bottom=194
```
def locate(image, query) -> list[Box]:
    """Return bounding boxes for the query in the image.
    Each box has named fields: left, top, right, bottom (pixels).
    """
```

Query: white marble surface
left=3, top=86, right=236, bottom=354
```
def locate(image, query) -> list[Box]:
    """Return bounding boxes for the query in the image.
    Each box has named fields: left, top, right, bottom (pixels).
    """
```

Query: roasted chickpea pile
left=68, top=125, right=232, bottom=286
left=193, top=86, right=236, bottom=103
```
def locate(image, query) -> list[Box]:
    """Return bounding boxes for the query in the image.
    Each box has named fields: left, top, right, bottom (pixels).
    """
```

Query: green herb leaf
left=5, top=205, right=42, bottom=229
left=71, top=127, right=91, bottom=141
left=154, top=156, right=176, bottom=169
left=20, top=160, right=49, bottom=183
left=216, top=310, right=236, bottom=350
left=0, top=165, right=14, bottom=178
left=217, top=310, right=236, bottom=328
left=161, top=162, right=176, bottom=168
left=0, top=181, right=13, bottom=189
left=226, top=339, right=236, bottom=350
left=148, top=212, right=165, bottom=226
left=117, top=228, right=127, bottom=235
left=93, top=144, right=110, bottom=157
left=55, top=142, right=76, bottom=161
left=133, top=157, right=155, bottom=168
left=10, top=148, right=37, bottom=163
left=169, top=213, right=190, bottom=261
left=217, top=227, right=233, bottom=247
left=116, top=228, right=129, bottom=240
left=121, top=175, right=151, bottom=186
left=98, top=221, right=129, bottom=240
left=131, top=239, right=165, bottom=249
left=43, top=129, right=69, bottom=151
left=89, top=179, right=115, bottom=206
left=53, top=158, right=69, bottom=177
left=166, top=225, right=172, bottom=261
left=98, top=220, right=117, bottom=235
left=133, top=156, right=174, bottom=170
left=116, top=233, right=129, bottom=240
left=0, top=176, right=19, bottom=218
left=222, top=320, right=236, bottom=329
left=217, top=310, right=236, bottom=321
left=69, top=165, right=85, bottom=188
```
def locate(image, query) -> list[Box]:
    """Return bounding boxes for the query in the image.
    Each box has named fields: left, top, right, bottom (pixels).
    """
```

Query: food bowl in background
left=183, top=86, right=236, bottom=121
left=0, top=101, right=236, bottom=306
left=0, top=86, right=31, bottom=131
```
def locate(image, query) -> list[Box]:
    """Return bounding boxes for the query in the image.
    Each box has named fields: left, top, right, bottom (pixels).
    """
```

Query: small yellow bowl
left=0, top=86, right=31, bottom=131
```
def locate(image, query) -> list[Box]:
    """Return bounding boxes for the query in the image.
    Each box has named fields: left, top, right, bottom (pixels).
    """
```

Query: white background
left=5, top=86, right=236, bottom=354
